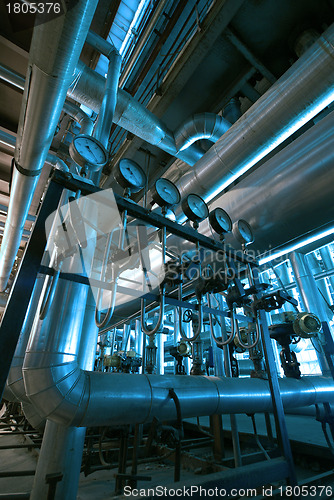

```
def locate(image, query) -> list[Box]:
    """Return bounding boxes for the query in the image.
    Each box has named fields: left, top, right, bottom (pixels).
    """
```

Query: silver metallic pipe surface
left=174, top=113, right=231, bottom=151
left=0, top=63, right=94, bottom=136
left=94, top=50, right=122, bottom=150
left=68, top=61, right=204, bottom=166
left=62, top=101, right=94, bottom=136
left=6, top=275, right=45, bottom=403
left=172, top=23, right=334, bottom=204
left=197, top=108, right=334, bottom=256
left=0, top=0, right=99, bottom=292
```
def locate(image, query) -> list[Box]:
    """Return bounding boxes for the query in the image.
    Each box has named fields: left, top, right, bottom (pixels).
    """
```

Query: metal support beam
left=0, top=179, right=63, bottom=400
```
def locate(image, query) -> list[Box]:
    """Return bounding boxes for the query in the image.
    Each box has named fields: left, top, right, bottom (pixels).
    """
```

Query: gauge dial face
left=115, top=159, right=147, bottom=192
left=69, top=134, right=108, bottom=170
left=182, top=194, right=209, bottom=222
left=152, top=178, right=181, bottom=208
left=232, top=219, right=254, bottom=245
left=209, top=207, right=232, bottom=234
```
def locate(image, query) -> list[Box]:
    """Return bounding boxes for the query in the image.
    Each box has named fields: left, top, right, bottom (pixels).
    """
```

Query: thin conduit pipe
left=207, top=293, right=235, bottom=347
left=141, top=225, right=166, bottom=336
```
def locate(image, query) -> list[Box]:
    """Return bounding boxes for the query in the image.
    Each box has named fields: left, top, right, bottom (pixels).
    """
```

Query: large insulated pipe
left=172, top=23, right=334, bottom=204
left=198, top=108, right=334, bottom=256
left=0, top=0, right=99, bottom=292
left=23, top=263, right=334, bottom=427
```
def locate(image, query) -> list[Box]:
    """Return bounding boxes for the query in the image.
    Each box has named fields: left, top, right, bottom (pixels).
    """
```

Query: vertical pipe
left=156, top=333, right=164, bottom=375
left=307, top=253, right=333, bottom=322
left=220, top=300, right=242, bottom=467
left=29, top=194, right=97, bottom=500
left=135, top=319, right=144, bottom=374
left=289, top=252, right=330, bottom=375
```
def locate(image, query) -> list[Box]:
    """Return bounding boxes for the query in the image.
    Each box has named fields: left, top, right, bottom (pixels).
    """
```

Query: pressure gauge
left=114, top=159, right=147, bottom=193
left=69, top=134, right=108, bottom=171
left=209, top=207, right=232, bottom=235
left=151, top=178, right=181, bottom=208
left=182, top=194, right=209, bottom=223
left=232, top=219, right=254, bottom=245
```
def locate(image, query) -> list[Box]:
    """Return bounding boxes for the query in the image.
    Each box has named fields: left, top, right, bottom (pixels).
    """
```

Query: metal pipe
left=0, top=66, right=94, bottom=136
left=86, top=32, right=123, bottom=151
left=68, top=60, right=204, bottom=167
left=62, top=101, right=94, bottom=136
left=6, top=275, right=45, bottom=403
left=197, top=107, right=334, bottom=257
left=289, top=251, right=330, bottom=375
left=174, top=113, right=231, bottom=152
left=171, top=23, right=334, bottom=205
left=23, top=288, right=334, bottom=427
left=119, top=0, right=169, bottom=87
left=0, top=0, right=99, bottom=292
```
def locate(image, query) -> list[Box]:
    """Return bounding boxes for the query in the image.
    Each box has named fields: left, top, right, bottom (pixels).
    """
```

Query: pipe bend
left=174, top=113, right=231, bottom=152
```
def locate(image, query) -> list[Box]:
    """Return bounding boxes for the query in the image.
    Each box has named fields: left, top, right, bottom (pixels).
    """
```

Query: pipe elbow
left=174, top=113, right=231, bottom=152
left=23, top=353, right=89, bottom=427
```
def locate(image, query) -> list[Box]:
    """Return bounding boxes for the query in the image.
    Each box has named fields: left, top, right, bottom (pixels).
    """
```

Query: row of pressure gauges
left=112, top=158, right=254, bottom=245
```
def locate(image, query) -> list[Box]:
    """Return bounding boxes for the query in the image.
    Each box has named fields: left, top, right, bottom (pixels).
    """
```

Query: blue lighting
left=203, top=90, right=334, bottom=204
left=258, top=227, right=334, bottom=266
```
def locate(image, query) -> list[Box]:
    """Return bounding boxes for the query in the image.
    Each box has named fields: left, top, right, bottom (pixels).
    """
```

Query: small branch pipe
left=62, top=101, right=94, bottom=136
left=85, top=32, right=122, bottom=150
left=94, top=49, right=122, bottom=150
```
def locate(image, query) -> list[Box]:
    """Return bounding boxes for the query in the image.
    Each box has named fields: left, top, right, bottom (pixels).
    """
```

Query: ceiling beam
left=147, top=0, right=246, bottom=118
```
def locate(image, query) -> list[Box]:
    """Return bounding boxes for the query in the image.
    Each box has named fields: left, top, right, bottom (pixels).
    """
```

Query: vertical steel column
left=252, top=265, right=297, bottom=486
left=289, top=251, right=330, bottom=375
left=0, top=180, right=63, bottom=400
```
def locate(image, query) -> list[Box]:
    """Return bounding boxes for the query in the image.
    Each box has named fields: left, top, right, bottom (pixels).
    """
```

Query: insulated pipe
left=174, top=113, right=231, bottom=152
left=195, top=108, right=334, bottom=257
left=93, top=49, right=122, bottom=149
left=68, top=61, right=204, bottom=166
left=85, top=32, right=122, bottom=150
left=6, top=275, right=45, bottom=403
left=0, top=66, right=94, bottom=137
left=62, top=101, right=94, bottom=136
left=171, top=23, right=334, bottom=205
left=0, top=0, right=99, bottom=292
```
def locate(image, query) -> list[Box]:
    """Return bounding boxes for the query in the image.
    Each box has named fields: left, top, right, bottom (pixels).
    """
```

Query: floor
left=0, top=410, right=334, bottom=499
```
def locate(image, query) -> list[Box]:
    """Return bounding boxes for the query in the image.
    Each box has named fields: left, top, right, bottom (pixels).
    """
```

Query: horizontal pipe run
left=172, top=23, right=334, bottom=206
